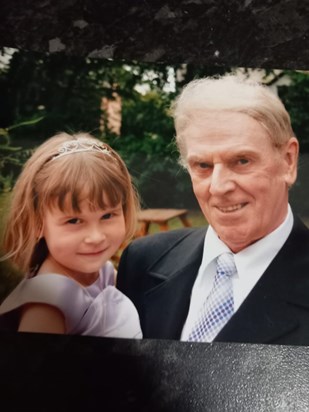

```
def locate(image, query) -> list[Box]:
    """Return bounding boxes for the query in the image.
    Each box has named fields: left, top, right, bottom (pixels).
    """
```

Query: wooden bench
left=137, top=208, right=191, bottom=236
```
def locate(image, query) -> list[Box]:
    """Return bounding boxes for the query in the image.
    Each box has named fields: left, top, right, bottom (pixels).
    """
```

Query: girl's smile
left=39, top=198, right=126, bottom=284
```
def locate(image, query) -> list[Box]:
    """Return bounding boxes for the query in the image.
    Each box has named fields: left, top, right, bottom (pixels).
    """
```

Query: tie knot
left=216, top=253, right=236, bottom=279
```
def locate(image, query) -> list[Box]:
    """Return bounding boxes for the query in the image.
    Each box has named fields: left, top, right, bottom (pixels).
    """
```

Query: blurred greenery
left=0, top=192, right=23, bottom=303
left=0, top=47, right=233, bottom=207
left=0, top=48, right=309, bottom=209
left=277, top=70, right=309, bottom=152
left=0, top=116, right=44, bottom=191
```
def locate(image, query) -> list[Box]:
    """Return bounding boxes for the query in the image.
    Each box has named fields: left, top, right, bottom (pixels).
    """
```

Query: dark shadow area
left=0, top=332, right=309, bottom=411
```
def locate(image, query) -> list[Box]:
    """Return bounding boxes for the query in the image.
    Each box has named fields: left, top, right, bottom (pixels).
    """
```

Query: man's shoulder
left=289, top=215, right=309, bottom=244
left=118, top=227, right=207, bottom=280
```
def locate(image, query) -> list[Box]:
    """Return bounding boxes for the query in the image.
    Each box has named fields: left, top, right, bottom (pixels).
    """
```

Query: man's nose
left=209, top=164, right=235, bottom=195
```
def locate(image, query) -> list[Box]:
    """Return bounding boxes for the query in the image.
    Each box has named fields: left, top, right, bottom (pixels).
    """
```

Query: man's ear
left=283, top=137, right=299, bottom=187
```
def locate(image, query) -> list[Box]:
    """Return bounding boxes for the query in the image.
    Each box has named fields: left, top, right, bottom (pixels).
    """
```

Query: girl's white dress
left=0, top=261, right=142, bottom=339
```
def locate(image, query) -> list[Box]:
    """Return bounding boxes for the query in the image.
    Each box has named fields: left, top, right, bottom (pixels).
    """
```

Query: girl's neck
left=37, top=256, right=100, bottom=287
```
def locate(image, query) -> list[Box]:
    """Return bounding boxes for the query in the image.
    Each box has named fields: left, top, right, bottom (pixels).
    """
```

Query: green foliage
left=278, top=71, right=309, bottom=152
left=0, top=47, right=202, bottom=206
left=0, top=116, right=44, bottom=191
left=0, top=129, right=21, bottom=190
left=3, top=48, right=308, bottom=209
left=0, top=49, right=173, bottom=146
left=106, top=89, right=198, bottom=208
left=0, top=193, right=27, bottom=301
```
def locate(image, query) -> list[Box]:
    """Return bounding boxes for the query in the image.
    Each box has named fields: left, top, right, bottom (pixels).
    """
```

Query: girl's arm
left=18, top=303, right=66, bottom=334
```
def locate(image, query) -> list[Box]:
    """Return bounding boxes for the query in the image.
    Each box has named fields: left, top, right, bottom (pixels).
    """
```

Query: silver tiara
left=51, top=138, right=113, bottom=161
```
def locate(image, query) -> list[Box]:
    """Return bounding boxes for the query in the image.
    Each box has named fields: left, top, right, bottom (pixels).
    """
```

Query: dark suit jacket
left=117, top=215, right=309, bottom=345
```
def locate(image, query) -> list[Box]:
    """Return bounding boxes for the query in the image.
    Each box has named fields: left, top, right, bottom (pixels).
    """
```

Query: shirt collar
left=201, top=204, right=294, bottom=273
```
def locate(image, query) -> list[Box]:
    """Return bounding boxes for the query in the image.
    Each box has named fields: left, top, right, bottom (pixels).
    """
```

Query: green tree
left=0, top=48, right=231, bottom=206
left=0, top=117, right=44, bottom=191
left=277, top=71, right=309, bottom=152
left=107, top=89, right=197, bottom=208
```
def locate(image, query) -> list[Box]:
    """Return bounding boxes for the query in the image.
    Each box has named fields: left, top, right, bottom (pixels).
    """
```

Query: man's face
left=183, top=111, right=298, bottom=253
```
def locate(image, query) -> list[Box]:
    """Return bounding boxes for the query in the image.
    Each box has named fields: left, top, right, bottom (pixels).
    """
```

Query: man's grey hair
left=170, top=73, right=295, bottom=166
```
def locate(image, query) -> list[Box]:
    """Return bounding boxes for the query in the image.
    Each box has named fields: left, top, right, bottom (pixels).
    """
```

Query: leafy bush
left=106, top=90, right=198, bottom=208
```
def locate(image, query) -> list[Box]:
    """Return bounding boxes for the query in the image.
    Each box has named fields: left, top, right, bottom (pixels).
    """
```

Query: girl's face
left=41, top=197, right=126, bottom=284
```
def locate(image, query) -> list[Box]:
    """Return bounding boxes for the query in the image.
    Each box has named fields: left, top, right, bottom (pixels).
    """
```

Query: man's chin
left=216, top=228, right=254, bottom=253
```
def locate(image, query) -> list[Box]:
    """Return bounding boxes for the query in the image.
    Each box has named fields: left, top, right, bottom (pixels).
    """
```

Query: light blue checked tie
left=188, top=253, right=236, bottom=342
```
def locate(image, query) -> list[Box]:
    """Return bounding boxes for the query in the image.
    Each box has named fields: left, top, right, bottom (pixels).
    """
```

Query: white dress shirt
left=181, top=204, right=294, bottom=341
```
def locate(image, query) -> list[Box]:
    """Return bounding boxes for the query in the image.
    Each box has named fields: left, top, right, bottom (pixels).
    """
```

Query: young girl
left=0, top=132, right=142, bottom=339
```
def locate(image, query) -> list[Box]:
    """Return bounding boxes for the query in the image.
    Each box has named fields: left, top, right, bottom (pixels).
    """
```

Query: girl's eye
left=67, top=218, right=81, bottom=224
left=101, top=213, right=113, bottom=220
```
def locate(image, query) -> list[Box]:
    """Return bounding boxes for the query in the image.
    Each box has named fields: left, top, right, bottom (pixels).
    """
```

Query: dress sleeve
left=100, top=260, right=116, bottom=287
left=0, top=275, right=92, bottom=333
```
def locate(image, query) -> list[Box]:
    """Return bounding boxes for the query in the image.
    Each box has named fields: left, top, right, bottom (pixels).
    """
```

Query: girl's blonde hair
left=2, top=132, right=140, bottom=274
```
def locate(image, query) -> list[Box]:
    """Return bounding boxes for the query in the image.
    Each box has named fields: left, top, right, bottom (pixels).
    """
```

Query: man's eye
left=101, top=213, right=113, bottom=220
left=238, top=158, right=249, bottom=165
left=67, top=218, right=80, bottom=224
left=198, top=162, right=211, bottom=169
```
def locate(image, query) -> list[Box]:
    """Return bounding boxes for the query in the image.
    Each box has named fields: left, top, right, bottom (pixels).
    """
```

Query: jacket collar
left=146, top=227, right=206, bottom=281
left=143, top=216, right=309, bottom=343
left=216, top=216, right=309, bottom=344
left=143, top=227, right=206, bottom=339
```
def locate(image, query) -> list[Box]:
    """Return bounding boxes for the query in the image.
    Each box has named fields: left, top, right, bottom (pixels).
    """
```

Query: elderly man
left=117, top=74, right=309, bottom=345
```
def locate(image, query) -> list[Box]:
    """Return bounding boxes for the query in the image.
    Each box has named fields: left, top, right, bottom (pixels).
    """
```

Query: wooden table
left=137, top=208, right=191, bottom=236
left=112, top=209, right=191, bottom=266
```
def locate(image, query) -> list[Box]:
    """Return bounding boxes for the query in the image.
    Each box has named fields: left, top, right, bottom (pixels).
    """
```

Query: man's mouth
left=217, top=203, right=247, bottom=213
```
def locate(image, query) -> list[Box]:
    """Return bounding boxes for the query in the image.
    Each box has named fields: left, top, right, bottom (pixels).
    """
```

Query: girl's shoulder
left=0, top=274, right=91, bottom=331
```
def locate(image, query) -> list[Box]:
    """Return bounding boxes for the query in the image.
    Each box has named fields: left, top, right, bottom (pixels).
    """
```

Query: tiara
left=51, top=138, right=113, bottom=161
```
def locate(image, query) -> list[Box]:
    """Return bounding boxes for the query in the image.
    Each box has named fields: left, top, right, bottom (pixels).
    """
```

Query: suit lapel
left=141, top=216, right=309, bottom=343
left=215, top=267, right=297, bottom=344
left=142, top=228, right=206, bottom=339
left=216, top=216, right=309, bottom=344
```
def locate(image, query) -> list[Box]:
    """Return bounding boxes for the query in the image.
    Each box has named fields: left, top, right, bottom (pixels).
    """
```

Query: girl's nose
left=84, top=227, right=106, bottom=244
